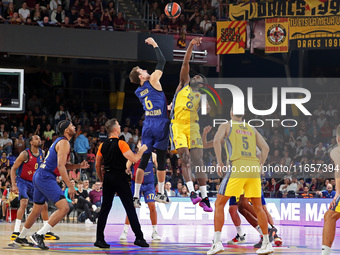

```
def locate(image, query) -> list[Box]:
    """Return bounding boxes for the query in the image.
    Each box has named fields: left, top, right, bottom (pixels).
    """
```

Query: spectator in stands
left=296, top=129, right=308, bottom=147
left=180, top=185, right=190, bottom=197
left=43, top=124, right=55, bottom=140
left=92, top=0, right=102, bottom=19
left=0, top=132, right=12, bottom=155
left=267, top=178, right=279, bottom=197
left=78, top=8, right=88, bottom=24
left=4, top=2, right=14, bottom=19
left=268, top=149, right=281, bottom=166
left=10, top=12, right=22, bottom=24
left=310, top=128, right=321, bottom=145
left=313, top=104, right=325, bottom=117
left=75, top=129, right=90, bottom=164
left=206, top=14, right=217, bottom=37
left=13, top=133, right=25, bottom=156
left=113, top=11, right=125, bottom=30
left=55, top=104, right=71, bottom=127
left=89, top=181, right=102, bottom=208
left=320, top=121, right=333, bottom=142
left=309, top=178, right=318, bottom=192
left=281, top=151, right=292, bottom=166
left=279, top=176, right=291, bottom=198
left=49, top=0, right=61, bottom=12
left=75, top=180, right=100, bottom=224
left=150, top=1, right=161, bottom=18
left=83, top=179, right=92, bottom=193
left=200, top=14, right=211, bottom=35
left=317, top=113, right=327, bottom=128
left=159, top=13, right=168, bottom=29
left=297, top=178, right=307, bottom=192
left=330, top=178, right=336, bottom=191
left=88, top=11, right=98, bottom=29
left=83, top=0, right=92, bottom=15
left=19, top=2, right=30, bottom=22
left=68, top=6, right=78, bottom=24
left=174, top=182, right=183, bottom=196
left=298, top=186, right=314, bottom=198
left=10, top=126, right=19, bottom=140
left=302, top=140, right=313, bottom=159
left=0, top=152, right=9, bottom=167
left=293, top=138, right=304, bottom=162
left=168, top=17, right=180, bottom=32
left=31, top=3, right=43, bottom=22
left=97, top=125, right=107, bottom=142
left=120, top=126, right=132, bottom=147
left=165, top=181, right=175, bottom=197
left=315, top=142, right=326, bottom=158
left=317, top=184, right=336, bottom=198
left=64, top=179, right=78, bottom=221
left=51, top=4, right=65, bottom=23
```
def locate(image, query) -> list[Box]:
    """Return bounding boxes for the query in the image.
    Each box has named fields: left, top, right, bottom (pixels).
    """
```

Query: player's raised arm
left=254, top=128, right=269, bottom=167
left=10, top=150, right=28, bottom=194
left=146, top=37, right=166, bottom=91
left=175, top=37, right=202, bottom=94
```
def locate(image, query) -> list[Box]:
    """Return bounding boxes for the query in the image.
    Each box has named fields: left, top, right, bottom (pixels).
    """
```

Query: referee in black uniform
left=94, top=118, right=149, bottom=248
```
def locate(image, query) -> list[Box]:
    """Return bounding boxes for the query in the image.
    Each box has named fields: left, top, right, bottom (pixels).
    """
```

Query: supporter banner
left=216, top=21, right=247, bottom=54
left=289, top=16, right=340, bottom=49
left=108, top=197, right=340, bottom=227
left=265, top=18, right=289, bottom=53
left=229, top=0, right=340, bottom=21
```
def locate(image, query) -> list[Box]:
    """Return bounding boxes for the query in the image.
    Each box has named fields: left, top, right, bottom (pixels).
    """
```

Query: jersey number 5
left=145, top=96, right=153, bottom=110
left=242, top=136, right=249, bottom=150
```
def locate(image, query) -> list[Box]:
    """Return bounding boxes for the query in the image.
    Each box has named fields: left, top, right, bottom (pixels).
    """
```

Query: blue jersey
left=134, top=80, right=168, bottom=119
left=17, top=148, right=44, bottom=182
left=132, top=156, right=154, bottom=184
left=39, top=136, right=70, bottom=177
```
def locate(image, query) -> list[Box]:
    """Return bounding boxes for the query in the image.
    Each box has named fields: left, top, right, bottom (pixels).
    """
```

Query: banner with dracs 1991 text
left=216, top=21, right=247, bottom=54
left=265, top=18, right=289, bottom=53
left=229, top=0, right=339, bottom=21
left=289, top=16, right=340, bottom=49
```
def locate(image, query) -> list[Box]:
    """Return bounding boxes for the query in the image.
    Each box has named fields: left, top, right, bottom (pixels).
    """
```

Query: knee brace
left=139, top=152, right=152, bottom=170
left=156, top=149, right=167, bottom=170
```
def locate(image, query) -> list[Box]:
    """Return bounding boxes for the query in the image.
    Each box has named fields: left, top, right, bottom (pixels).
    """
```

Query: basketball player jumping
left=129, top=37, right=170, bottom=206
left=322, top=124, right=340, bottom=255
left=208, top=107, right=273, bottom=255
left=120, top=140, right=161, bottom=241
left=14, top=121, right=89, bottom=250
left=10, top=135, right=59, bottom=243
left=169, top=37, right=212, bottom=212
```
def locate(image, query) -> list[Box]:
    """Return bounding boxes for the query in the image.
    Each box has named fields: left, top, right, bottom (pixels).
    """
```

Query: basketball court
left=1, top=223, right=338, bottom=254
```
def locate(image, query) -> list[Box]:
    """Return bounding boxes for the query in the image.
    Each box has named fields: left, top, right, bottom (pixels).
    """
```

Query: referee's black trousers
left=96, top=171, right=144, bottom=241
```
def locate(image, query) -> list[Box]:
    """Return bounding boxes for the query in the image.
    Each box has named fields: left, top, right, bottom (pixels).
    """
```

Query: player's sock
left=256, top=225, right=263, bottom=235
left=263, top=234, right=269, bottom=244
left=152, top=225, right=157, bottom=231
left=14, top=219, right=22, bottom=233
left=18, top=227, right=29, bottom=238
left=134, top=183, right=141, bottom=198
left=37, top=223, right=52, bottom=236
left=236, top=225, right=244, bottom=236
left=43, top=221, right=48, bottom=226
left=322, top=245, right=331, bottom=255
left=124, top=224, right=129, bottom=232
left=199, top=185, right=207, bottom=198
left=186, top=181, right=194, bottom=193
left=213, top=231, right=221, bottom=243
left=158, top=182, right=165, bottom=194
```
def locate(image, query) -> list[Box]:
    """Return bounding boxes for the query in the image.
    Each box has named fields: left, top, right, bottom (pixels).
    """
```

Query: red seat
left=6, top=206, right=18, bottom=223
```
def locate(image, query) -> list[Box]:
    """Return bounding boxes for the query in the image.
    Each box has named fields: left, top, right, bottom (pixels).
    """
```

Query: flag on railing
left=216, top=21, right=247, bottom=54
left=305, top=0, right=328, bottom=11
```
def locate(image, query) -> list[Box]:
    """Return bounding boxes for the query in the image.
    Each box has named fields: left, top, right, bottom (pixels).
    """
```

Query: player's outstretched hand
left=203, top=125, right=212, bottom=135
left=79, top=160, right=90, bottom=169
left=140, top=144, right=148, bottom=153
left=12, top=184, right=19, bottom=195
left=330, top=193, right=339, bottom=210
left=68, top=186, right=77, bottom=200
left=190, top=37, right=202, bottom=46
left=145, top=37, right=158, bottom=47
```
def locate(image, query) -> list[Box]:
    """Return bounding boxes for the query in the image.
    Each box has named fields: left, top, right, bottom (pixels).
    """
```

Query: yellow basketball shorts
left=170, top=122, right=203, bottom=153
left=333, top=196, right=340, bottom=213
left=218, top=160, right=262, bottom=198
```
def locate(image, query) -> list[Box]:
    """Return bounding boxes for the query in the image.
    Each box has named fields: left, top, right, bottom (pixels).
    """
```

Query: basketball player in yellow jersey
left=170, top=37, right=212, bottom=212
left=208, top=107, right=273, bottom=255
left=322, top=124, right=340, bottom=255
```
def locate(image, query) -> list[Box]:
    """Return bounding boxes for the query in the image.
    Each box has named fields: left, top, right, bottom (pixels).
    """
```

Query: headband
left=58, top=120, right=71, bottom=135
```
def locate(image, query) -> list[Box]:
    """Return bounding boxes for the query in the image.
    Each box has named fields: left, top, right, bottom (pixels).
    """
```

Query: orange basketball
left=164, top=2, right=181, bottom=19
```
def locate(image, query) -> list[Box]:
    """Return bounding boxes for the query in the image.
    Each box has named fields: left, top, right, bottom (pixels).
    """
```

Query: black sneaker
left=269, top=227, right=277, bottom=242
left=134, top=238, right=149, bottom=247
left=29, top=233, right=49, bottom=250
left=155, top=193, right=170, bottom=204
left=190, top=191, right=202, bottom=205
left=10, top=232, right=20, bottom=241
left=94, top=240, right=110, bottom=248
left=254, top=236, right=263, bottom=248
left=199, top=197, right=213, bottom=212
left=13, top=237, right=34, bottom=247
left=45, top=231, right=60, bottom=240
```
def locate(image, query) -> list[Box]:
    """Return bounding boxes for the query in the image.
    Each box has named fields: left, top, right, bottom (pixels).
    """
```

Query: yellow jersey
left=224, top=121, right=259, bottom=163
left=171, top=84, right=201, bottom=123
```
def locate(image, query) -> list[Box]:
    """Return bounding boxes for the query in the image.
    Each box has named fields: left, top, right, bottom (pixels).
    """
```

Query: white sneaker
left=92, top=205, right=97, bottom=211
left=151, top=231, right=161, bottom=241
left=119, top=230, right=128, bottom=240
left=133, top=197, right=141, bottom=208
left=85, top=219, right=92, bottom=224
left=227, top=233, right=246, bottom=244
left=256, top=242, right=274, bottom=254
left=207, top=241, right=224, bottom=255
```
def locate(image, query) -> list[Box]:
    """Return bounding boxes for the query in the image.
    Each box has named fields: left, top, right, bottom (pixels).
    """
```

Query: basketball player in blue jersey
left=129, top=37, right=170, bottom=206
left=120, top=140, right=161, bottom=241
left=169, top=37, right=212, bottom=212
left=13, top=120, right=89, bottom=250
left=10, top=135, right=59, bottom=242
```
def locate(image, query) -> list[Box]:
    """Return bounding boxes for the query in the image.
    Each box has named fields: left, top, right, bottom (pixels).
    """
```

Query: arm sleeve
left=154, top=47, right=166, bottom=72
left=118, top=140, right=131, bottom=154
left=96, top=143, right=103, bottom=157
